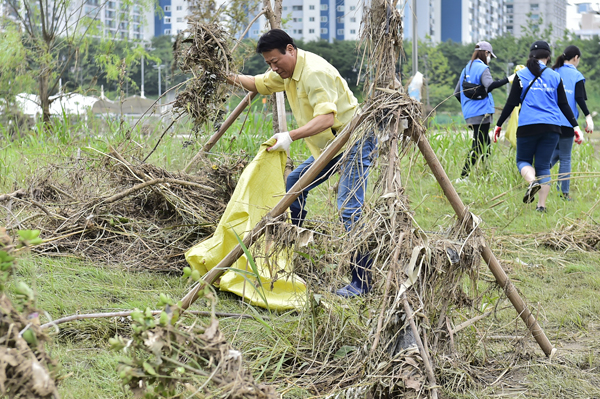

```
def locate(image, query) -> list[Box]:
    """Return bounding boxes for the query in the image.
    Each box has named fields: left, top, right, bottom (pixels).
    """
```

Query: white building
left=567, top=2, right=600, bottom=38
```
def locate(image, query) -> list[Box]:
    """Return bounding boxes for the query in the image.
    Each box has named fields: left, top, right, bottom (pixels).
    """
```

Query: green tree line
left=4, top=17, right=600, bottom=121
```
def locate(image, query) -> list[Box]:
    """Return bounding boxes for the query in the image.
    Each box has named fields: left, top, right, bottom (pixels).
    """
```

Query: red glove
left=574, top=126, right=584, bottom=145
left=492, top=126, right=501, bottom=143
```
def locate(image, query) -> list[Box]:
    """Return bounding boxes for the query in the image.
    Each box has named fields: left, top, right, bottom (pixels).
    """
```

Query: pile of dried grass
left=1, top=148, right=246, bottom=271
left=173, top=22, right=233, bottom=130
left=0, top=230, right=59, bottom=398
left=537, top=218, right=599, bottom=252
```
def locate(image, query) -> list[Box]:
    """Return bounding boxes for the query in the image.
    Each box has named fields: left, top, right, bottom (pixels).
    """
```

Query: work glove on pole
left=492, top=126, right=502, bottom=143
left=585, top=114, right=594, bottom=134
left=574, top=126, right=584, bottom=145
left=268, top=131, right=293, bottom=152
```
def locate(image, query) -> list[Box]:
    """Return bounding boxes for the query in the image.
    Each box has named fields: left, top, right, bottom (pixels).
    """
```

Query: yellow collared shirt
left=254, top=49, right=358, bottom=159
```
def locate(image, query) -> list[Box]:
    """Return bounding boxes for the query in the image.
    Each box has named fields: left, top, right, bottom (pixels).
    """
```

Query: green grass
left=2, top=115, right=600, bottom=398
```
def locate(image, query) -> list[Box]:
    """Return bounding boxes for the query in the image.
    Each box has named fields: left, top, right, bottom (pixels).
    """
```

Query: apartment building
left=155, top=0, right=191, bottom=36
left=243, top=0, right=363, bottom=42
left=504, top=0, right=567, bottom=39
left=402, top=0, right=504, bottom=44
left=78, top=0, right=154, bottom=40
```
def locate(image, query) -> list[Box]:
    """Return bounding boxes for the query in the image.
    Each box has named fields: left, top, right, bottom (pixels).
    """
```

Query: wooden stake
left=184, top=91, right=257, bottom=173
left=413, top=131, right=556, bottom=358
left=179, top=113, right=366, bottom=310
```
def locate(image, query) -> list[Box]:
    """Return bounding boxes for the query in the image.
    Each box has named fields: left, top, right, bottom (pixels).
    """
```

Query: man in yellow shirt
left=226, top=29, right=376, bottom=297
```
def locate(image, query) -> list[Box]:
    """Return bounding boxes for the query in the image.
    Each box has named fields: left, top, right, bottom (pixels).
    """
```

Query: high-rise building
left=504, top=0, right=567, bottom=39
left=401, top=0, right=504, bottom=44
left=243, top=0, right=364, bottom=42
left=155, top=0, right=191, bottom=37
left=77, top=0, right=154, bottom=41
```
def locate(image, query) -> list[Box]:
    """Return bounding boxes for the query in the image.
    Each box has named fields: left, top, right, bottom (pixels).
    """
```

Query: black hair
left=256, top=29, right=297, bottom=54
left=552, top=45, right=581, bottom=70
left=527, top=48, right=551, bottom=77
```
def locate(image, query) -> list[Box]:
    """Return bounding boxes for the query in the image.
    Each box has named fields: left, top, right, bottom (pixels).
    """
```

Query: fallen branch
left=450, top=311, right=492, bottom=335
left=101, top=177, right=214, bottom=205
left=41, top=309, right=257, bottom=330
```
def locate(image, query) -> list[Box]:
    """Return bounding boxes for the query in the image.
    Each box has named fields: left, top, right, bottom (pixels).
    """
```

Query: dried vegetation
left=173, top=22, right=233, bottom=131
left=2, top=147, right=245, bottom=271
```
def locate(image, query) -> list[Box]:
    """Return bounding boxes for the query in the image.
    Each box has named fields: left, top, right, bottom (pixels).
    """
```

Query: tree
left=2, top=0, right=153, bottom=124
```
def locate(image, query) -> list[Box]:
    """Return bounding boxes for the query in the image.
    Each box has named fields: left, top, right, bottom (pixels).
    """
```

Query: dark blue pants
left=286, top=135, right=377, bottom=231
left=516, top=132, right=560, bottom=184
left=550, top=135, right=574, bottom=194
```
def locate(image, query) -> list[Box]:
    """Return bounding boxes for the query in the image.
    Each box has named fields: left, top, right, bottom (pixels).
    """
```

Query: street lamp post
left=141, top=55, right=145, bottom=98
left=153, top=64, right=166, bottom=103
left=506, top=62, right=514, bottom=97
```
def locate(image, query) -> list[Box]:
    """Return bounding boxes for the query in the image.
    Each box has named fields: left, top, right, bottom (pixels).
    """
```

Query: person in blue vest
left=550, top=45, right=594, bottom=201
left=493, top=40, right=583, bottom=213
left=454, top=41, right=510, bottom=182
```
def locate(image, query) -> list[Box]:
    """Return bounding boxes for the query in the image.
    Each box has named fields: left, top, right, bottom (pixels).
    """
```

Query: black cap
left=530, top=40, right=551, bottom=52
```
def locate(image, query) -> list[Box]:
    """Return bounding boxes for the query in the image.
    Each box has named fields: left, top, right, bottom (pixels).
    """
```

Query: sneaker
left=335, top=281, right=368, bottom=298
left=535, top=206, right=547, bottom=213
left=560, top=193, right=572, bottom=201
left=523, top=182, right=541, bottom=204
left=454, top=177, right=469, bottom=184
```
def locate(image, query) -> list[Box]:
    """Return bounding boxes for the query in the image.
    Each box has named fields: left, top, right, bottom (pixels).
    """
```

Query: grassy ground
left=2, top=116, right=600, bottom=398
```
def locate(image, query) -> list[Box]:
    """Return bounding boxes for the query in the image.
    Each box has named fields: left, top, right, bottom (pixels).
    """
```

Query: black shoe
left=523, top=182, right=541, bottom=204
left=560, top=193, right=572, bottom=201
left=535, top=206, right=547, bottom=213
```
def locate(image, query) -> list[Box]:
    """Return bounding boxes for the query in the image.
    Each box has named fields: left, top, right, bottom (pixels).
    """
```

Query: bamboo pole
left=184, top=91, right=257, bottom=173
left=413, top=131, right=556, bottom=358
left=179, top=113, right=366, bottom=310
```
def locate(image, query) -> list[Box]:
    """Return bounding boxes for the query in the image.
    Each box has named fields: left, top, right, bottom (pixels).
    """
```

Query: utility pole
left=153, top=64, right=165, bottom=103
left=412, top=0, right=418, bottom=75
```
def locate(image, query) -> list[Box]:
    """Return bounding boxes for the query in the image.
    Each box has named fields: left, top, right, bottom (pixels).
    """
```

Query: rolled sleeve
left=254, top=71, right=285, bottom=95
left=306, top=73, right=338, bottom=118
left=313, top=101, right=337, bottom=118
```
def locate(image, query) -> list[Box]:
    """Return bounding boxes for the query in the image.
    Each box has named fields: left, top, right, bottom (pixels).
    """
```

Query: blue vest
left=517, top=62, right=563, bottom=127
left=459, top=60, right=495, bottom=119
left=555, top=64, right=585, bottom=126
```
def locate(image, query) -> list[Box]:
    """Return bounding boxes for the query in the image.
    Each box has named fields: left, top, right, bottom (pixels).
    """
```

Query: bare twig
left=40, top=309, right=258, bottom=330
left=403, top=296, right=439, bottom=399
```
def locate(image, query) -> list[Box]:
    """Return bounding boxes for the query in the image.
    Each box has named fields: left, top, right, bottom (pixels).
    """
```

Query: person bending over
left=226, top=29, right=376, bottom=297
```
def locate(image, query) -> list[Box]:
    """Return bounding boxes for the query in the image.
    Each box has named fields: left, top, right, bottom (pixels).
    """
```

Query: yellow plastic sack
left=504, top=64, right=525, bottom=149
left=185, top=138, right=307, bottom=310
left=505, top=106, right=519, bottom=148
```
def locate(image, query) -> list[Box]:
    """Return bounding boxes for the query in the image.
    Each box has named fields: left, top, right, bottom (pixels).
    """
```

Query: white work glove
left=267, top=131, right=293, bottom=152
left=585, top=114, right=594, bottom=134
left=508, top=73, right=516, bottom=83
left=574, top=126, right=584, bottom=145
